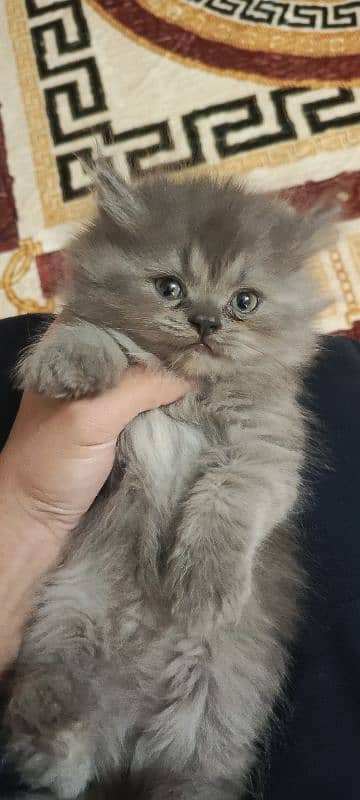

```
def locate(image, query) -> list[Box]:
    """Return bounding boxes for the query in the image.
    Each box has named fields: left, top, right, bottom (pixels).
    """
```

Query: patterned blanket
left=1, top=0, right=359, bottom=336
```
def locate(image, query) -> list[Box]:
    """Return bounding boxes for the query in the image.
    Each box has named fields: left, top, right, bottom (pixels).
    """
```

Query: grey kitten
left=5, top=166, right=333, bottom=800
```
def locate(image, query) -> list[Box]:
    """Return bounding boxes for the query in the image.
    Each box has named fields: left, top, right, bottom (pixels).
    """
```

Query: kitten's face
left=69, top=170, right=332, bottom=381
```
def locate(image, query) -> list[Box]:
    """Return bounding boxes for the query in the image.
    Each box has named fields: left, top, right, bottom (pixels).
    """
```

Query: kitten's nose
left=189, top=313, right=221, bottom=339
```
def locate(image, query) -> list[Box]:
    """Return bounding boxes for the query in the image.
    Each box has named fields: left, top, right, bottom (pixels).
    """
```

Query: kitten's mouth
left=185, top=341, right=214, bottom=355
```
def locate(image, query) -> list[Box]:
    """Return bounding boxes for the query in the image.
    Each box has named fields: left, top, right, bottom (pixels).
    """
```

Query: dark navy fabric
left=0, top=313, right=53, bottom=452
left=264, top=334, right=360, bottom=800
left=0, top=314, right=359, bottom=799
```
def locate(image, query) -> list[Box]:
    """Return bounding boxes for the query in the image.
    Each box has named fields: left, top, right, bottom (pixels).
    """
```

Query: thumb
left=72, top=366, right=190, bottom=445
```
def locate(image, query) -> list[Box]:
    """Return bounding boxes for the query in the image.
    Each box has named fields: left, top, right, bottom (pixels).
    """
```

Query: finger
left=119, top=366, right=191, bottom=411
left=67, top=367, right=191, bottom=444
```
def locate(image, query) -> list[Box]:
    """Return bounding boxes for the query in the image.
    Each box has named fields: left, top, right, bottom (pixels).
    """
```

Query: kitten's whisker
left=168, top=352, right=187, bottom=369
left=239, top=339, right=289, bottom=374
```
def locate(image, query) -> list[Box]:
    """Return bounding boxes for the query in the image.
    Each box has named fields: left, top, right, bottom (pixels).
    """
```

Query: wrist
left=0, top=467, right=70, bottom=552
left=0, top=483, right=68, bottom=673
left=0, top=493, right=67, bottom=563
left=0, top=454, right=76, bottom=543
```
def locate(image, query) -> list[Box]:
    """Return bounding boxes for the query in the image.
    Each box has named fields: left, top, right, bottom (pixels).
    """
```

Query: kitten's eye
left=156, top=277, right=185, bottom=300
left=231, top=290, right=259, bottom=318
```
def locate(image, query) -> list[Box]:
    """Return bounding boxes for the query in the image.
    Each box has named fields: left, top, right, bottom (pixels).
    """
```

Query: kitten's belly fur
left=72, top=406, right=210, bottom=643
left=109, top=407, right=209, bottom=623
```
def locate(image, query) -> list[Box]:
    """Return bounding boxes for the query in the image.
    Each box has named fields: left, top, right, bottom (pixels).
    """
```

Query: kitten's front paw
left=167, top=516, right=250, bottom=631
left=17, top=324, right=127, bottom=399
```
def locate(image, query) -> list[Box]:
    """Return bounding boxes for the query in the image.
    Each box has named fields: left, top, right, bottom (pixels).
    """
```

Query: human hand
left=0, top=366, right=189, bottom=537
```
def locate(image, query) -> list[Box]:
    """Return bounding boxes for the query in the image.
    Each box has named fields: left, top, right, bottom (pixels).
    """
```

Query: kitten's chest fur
left=120, top=403, right=212, bottom=513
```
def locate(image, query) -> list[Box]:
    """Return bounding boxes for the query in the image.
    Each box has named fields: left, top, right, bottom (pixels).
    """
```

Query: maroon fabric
left=277, top=171, right=360, bottom=222
left=0, top=111, right=18, bottom=254
left=336, top=320, right=360, bottom=341
left=95, top=0, right=360, bottom=82
left=35, top=251, right=69, bottom=297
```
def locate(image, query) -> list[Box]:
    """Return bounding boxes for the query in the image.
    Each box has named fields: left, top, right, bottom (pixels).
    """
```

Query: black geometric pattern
left=25, top=0, right=360, bottom=202
left=44, top=64, right=108, bottom=146
left=190, top=0, right=360, bottom=30
left=27, top=0, right=91, bottom=78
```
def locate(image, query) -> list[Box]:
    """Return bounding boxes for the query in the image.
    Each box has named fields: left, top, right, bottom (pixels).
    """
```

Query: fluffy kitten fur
left=4, top=166, right=332, bottom=800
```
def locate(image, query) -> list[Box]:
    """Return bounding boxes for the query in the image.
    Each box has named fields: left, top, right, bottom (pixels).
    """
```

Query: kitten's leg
left=16, top=317, right=128, bottom=399
left=130, top=637, right=255, bottom=800
left=5, top=560, right=133, bottom=799
left=166, top=440, right=299, bottom=627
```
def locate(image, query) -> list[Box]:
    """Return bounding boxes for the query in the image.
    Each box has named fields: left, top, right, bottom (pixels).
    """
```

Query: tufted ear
left=87, top=158, right=146, bottom=230
left=270, top=202, right=338, bottom=268
left=296, top=205, right=339, bottom=257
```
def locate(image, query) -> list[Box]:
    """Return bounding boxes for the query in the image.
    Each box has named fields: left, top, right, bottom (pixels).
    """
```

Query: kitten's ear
left=296, top=205, right=339, bottom=258
left=87, top=159, right=145, bottom=230
left=271, top=202, right=338, bottom=267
